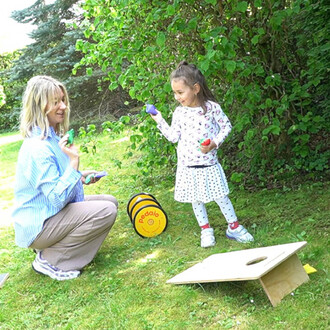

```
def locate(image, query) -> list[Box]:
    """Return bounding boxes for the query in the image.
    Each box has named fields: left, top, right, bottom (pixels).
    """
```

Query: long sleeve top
left=156, top=101, right=232, bottom=167
left=12, top=126, right=84, bottom=248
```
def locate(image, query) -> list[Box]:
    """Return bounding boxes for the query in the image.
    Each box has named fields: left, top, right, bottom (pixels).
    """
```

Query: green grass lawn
left=0, top=131, right=329, bottom=329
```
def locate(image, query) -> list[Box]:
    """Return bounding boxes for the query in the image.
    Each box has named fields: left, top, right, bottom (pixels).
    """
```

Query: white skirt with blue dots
left=174, top=163, right=229, bottom=203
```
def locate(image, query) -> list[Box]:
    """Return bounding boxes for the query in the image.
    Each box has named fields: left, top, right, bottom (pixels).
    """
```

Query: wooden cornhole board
left=167, top=241, right=309, bottom=307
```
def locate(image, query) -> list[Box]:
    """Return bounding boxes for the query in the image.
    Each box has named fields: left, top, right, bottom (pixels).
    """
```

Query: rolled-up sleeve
left=26, top=151, right=82, bottom=209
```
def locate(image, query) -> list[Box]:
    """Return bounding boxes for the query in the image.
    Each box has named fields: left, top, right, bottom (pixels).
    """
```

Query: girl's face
left=46, top=89, right=67, bottom=128
left=171, top=78, right=200, bottom=108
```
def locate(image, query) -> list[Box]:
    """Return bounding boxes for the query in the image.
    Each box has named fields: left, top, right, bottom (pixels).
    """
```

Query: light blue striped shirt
left=12, top=126, right=84, bottom=248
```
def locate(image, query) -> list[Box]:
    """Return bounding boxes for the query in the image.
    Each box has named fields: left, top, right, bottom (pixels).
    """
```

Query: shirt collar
left=31, top=126, right=58, bottom=139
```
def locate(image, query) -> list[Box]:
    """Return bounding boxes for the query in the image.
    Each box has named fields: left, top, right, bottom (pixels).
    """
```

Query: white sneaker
left=226, top=225, right=254, bottom=243
left=201, top=228, right=216, bottom=248
left=32, top=252, right=80, bottom=281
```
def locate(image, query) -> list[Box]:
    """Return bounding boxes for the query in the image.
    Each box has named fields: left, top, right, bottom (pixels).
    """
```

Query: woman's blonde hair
left=20, top=75, right=70, bottom=139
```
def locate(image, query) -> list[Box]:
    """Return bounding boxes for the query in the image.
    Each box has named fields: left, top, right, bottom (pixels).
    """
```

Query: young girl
left=149, top=61, right=254, bottom=248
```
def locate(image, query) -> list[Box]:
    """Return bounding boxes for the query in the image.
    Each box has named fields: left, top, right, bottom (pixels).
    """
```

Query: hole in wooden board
left=246, top=256, right=267, bottom=265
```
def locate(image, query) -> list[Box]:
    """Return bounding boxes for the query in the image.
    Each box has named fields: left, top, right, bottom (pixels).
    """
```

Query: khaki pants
left=30, top=195, right=118, bottom=271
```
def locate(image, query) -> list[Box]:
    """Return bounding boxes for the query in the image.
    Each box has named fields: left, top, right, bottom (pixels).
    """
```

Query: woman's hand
left=59, top=135, right=80, bottom=170
left=80, top=170, right=100, bottom=185
left=200, top=140, right=217, bottom=154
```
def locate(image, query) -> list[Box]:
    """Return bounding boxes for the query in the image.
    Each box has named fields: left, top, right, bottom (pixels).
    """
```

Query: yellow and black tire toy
left=127, top=192, right=158, bottom=218
left=129, top=198, right=160, bottom=222
left=127, top=193, right=168, bottom=238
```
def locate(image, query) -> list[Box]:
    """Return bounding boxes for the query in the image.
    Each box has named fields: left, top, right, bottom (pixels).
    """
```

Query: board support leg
left=259, top=253, right=309, bottom=307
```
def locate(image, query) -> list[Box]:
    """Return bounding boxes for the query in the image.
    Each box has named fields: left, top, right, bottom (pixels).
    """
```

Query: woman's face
left=171, top=78, right=200, bottom=108
left=47, top=89, right=67, bottom=128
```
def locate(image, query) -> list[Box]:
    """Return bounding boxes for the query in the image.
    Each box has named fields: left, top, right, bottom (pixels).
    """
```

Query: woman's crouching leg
left=30, top=199, right=118, bottom=271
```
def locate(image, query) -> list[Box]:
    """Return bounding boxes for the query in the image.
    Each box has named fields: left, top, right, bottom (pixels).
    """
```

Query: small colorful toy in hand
left=85, top=171, right=108, bottom=184
left=201, top=138, right=211, bottom=146
left=198, top=138, right=211, bottom=152
left=66, top=129, right=75, bottom=146
left=146, top=104, right=158, bottom=115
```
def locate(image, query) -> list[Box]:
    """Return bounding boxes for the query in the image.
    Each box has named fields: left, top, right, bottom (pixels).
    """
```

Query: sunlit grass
left=0, top=130, right=329, bottom=329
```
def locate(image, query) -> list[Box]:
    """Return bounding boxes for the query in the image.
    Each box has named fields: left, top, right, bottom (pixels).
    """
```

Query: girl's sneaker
left=32, top=252, right=80, bottom=281
left=201, top=228, right=216, bottom=248
left=226, top=225, right=254, bottom=243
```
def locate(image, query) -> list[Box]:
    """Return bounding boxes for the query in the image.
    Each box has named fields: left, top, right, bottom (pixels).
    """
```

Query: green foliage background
left=75, top=0, right=329, bottom=186
left=0, top=0, right=329, bottom=187
left=0, top=52, right=23, bottom=130
left=0, top=0, right=132, bottom=131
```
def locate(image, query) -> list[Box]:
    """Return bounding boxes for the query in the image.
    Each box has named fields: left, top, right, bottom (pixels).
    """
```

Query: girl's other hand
left=200, top=140, right=217, bottom=154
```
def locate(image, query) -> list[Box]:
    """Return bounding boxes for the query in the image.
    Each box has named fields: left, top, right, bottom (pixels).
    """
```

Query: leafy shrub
left=0, top=52, right=24, bottom=131
left=0, top=85, right=5, bottom=108
left=67, top=1, right=330, bottom=185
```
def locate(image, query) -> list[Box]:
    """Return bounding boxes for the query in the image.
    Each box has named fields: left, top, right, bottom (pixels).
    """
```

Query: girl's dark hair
left=170, top=61, right=216, bottom=113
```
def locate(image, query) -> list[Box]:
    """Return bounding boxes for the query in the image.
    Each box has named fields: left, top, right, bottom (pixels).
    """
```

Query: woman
left=12, top=76, right=118, bottom=280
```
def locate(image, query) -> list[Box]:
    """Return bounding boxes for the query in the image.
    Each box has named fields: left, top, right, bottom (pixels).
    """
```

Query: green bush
left=0, top=52, right=25, bottom=131
left=75, top=0, right=329, bottom=186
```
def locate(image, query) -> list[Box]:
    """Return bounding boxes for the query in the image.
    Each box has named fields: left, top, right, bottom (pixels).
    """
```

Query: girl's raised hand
left=146, top=104, right=162, bottom=123
left=150, top=110, right=162, bottom=123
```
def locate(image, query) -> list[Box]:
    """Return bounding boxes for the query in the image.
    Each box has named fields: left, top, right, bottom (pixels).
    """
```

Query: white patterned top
left=157, top=101, right=232, bottom=167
